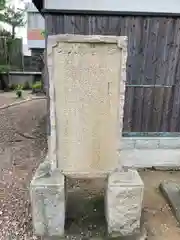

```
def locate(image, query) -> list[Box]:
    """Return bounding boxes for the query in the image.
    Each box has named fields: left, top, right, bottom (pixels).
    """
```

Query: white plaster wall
left=28, top=40, right=45, bottom=49
left=45, top=0, right=180, bottom=14
left=28, top=13, right=45, bottom=29
left=26, top=2, right=39, bottom=12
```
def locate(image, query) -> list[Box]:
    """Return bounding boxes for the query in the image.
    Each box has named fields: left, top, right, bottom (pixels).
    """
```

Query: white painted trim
left=44, top=0, right=180, bottom=14
left=28, top=40, right=45, bottom=49
left=8, top=71, right=42, bottom=75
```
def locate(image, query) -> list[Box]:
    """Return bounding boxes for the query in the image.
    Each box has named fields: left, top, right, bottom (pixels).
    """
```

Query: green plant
left=0, top=5, right=26, bottom=39
left=32, top=81, right=42, bottom=89
left=32, top=81, right=42, bottom=93
left=41, top=30, right=47, bottom=38
left=15, top=84, right=23, bottom=98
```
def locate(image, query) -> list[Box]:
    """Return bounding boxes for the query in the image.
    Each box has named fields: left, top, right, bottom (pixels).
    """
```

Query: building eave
left=41, top=9, right=180, bottom=17
left=32, top=0, right=43, bottom=13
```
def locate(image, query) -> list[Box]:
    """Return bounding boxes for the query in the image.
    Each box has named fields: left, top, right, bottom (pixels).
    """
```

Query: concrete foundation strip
left=0, top=96, right=47, bottom=110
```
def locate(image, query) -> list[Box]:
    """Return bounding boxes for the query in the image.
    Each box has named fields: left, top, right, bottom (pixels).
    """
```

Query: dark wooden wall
left=31, top=49, right=44, bottom=72
left=24, top=49, right=44, bottom=72
left=45, top=14, right=180, bottom=132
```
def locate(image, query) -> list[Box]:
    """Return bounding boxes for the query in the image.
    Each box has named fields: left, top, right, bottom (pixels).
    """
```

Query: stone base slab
left=30, top=168, right=65, bottom=237
left=119, top=137, right=180, bottom=169
left=30, top=164, right=144, bottom=237
left=120, top=137, right=180, bottom=150
left=105, top=169, right=144, bottom=236
left=43, top=225, right=147, bottom=239
left=121, top=149, right=180, bottom=169
left=160, top=181, right=180, bottom=223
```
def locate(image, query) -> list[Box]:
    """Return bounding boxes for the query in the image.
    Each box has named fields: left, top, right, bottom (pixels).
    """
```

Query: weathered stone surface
left=160, top=181, right=180, bottom=223
left=105, top=170, right=144, bottom=236
left=30, top=169, right=65, bottom=237
left=47, top=36, right=59, bottom=172
left=47, top=34, right=127, bottom=176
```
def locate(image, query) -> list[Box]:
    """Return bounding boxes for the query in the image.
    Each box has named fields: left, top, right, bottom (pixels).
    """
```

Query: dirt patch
left=140, top=170, right=180, bottom=240
left=65, top=178, right=106, bottom=238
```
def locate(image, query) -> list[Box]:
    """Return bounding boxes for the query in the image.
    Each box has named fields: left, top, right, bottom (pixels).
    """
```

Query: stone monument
left=30, top=34, right=144, bottom=237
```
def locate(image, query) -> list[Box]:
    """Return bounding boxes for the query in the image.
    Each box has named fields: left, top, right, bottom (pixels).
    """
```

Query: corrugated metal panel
left=44, top=0, right=180, bottom=15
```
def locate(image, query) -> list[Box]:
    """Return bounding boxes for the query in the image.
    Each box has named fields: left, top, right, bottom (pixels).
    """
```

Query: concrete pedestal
left=30, top=164, right=144, bottom=238
left=105, top=169, right=144, bottom=237
left=30, top=164, right=65, bottom=237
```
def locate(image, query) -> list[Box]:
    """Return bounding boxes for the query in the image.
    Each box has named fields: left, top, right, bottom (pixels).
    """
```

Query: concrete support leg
left=105, top=169, right=144, bottom=237
left=30, top=165, right=65, bottom=237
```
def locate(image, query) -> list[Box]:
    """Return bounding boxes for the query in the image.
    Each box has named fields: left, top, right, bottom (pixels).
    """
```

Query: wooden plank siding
left=123, top=86, right=175, bottom=132
left=45, top=14, right=180, bottom=132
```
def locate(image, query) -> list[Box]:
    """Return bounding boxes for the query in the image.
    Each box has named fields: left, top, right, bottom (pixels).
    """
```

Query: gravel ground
left=0, top=99, right=47, bottom=240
